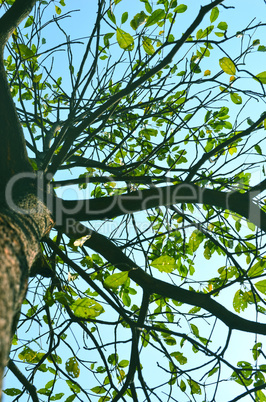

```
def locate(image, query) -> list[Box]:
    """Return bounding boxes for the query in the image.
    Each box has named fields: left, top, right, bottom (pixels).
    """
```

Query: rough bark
left=0, top=195, right=53, bottom=395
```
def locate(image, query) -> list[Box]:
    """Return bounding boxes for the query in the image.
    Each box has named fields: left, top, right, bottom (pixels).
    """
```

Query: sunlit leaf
left=248, top=261, right=265, bottom=278
left=219, top=57, right=236, bottom=75
left=70, top=298, right=104, bottom=318
left=255, top=280, right=266, bottom=295
left=228, top=145, right=237, bottom=155
left=174, top=4, right=187, bottom=13
left=210, top=7, right=219, bottom=22
left=204, top=69, right=211, bottom=76
left=254, top=71, right=266, bottom=84
left=116, top=28, right=134, bottom=50
left=104, top=271, right=129, bottom=289
left=142, top=37, right=155, bottom=55
left=151, top=255, right=176, bottom=273
left=73, top=234, right=91, bottom=247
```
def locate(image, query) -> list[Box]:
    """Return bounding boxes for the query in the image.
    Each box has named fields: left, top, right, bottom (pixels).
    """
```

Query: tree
left=1, top=0, right=266, bottom=400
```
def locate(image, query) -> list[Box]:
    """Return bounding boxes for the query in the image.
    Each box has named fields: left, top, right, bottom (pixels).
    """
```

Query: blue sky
left=3, top=0, right=266, bottom=401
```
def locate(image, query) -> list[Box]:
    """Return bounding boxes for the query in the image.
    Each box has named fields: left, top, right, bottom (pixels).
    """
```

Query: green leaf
left=50, top=394, right=65, bottom=401
left=231, top=361, right=253, bottom=386
left=210, top=7, right=219, bottom=22
left=65, top=395, right=76, bottom=402
left=188, top=379, right=201, bottom=395
left=230, top=92, right=242, bottom=104
left=130, top=11, right=147, bottom=30
left=196, top=25, right=214, bottom=39
left=17, top=44, right=35, bottom=59
left=91, top=386, right=106, bottom=394
left=180, top=380, right=186, bottom=392
left=254, top=71, right=266, bottom=84
left=66, top=357, right=80, bottom=378
left=170, top=351, right=187, bottom=365
left=217, top=21, right=228, bottom=30
left=145, top=9, right=165, bottom=27
left=121, top=12, right=128, bottom=24
left=248, top=261, right=264, bottom=278
left=107, top=9, right=116, bottom=24
left=208, top=366, right=219, bottom=377
left=70, top=298, right=104, bottom=318
left=116, top=28, right=134, bottom=50
left=104, top=272, right=129, bottom=289
left=66, top=380, right=80, bottom=394
left=3, top=389, right=22, bottom=396
left=118, top=359, right=129, bottom=368
left=174, top=4, right=187, bottom=13
left=219, top=57, right=236, bottom=75
left=189, top=230, right=204, bottom=253
left=24, top=16, right=34, bottom=28
left=255, top=280, right=266, bottom=295
left=151, top=255, right=176, bottom=273
left=255, top=144, right=262, bottom=155
left=33, top=73, right=42, bottom=83
left=144, top=1, right=152, bottom=13
left=252, top=342, right=262, bottom=360
left=233, top=289, right=254, bottom=312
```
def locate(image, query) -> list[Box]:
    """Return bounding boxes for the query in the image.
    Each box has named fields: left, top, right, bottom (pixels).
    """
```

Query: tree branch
left=62, top=220, right=266, bottom=336
left=0, top=0, right=37, bottom=193
left=57, top=182, right=266, bottom=231
left=7, top=360, right=39, bottom=402
left=0, top=0, right=38, bottom=50
left=47, top=0, right=224, bottom=175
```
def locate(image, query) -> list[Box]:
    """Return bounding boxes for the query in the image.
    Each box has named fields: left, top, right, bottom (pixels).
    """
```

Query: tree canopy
left=1, top=0, right=266, bottom=401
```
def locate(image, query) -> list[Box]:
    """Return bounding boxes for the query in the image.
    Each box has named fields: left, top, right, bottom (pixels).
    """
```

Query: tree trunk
left=0, top=191, right=53, bottom=398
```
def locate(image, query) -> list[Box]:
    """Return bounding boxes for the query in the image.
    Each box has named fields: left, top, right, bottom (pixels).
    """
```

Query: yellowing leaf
left=219, top=57, right=236, bottom=75
left=151, top=255, right=176, bottom=273
left=142, top=37, right=155, bottom=55
left=55, top=5, right=61, bottom=15
left=229, top=75, right=235, bottom=82
left=65, top=357, right=80, bottom=378
left=204, top=70, right=211, bottom=76
left=228, top=146, right=237, bottom=155
left=116, top=28, right=134, bottom=50
left=104, top=271, right=129, bottom=289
